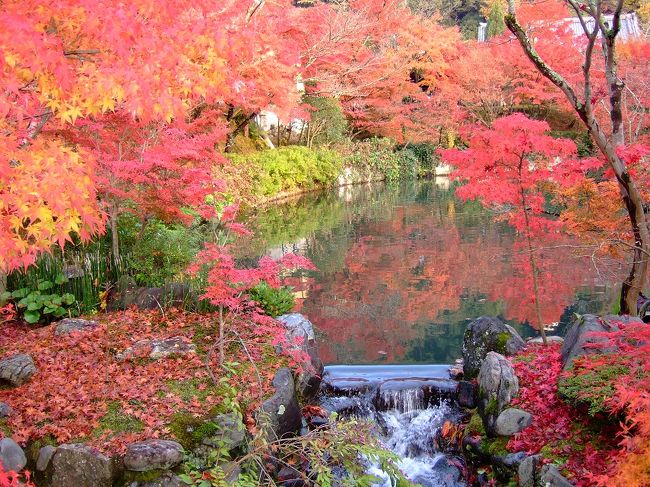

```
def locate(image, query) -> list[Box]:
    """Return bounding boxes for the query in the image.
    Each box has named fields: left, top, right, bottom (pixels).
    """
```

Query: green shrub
left=248, top=282, right=295, bottom=317
left=303, top=95, right=349, bottom=146
left=1, top=274, right=76, bottom=324
left=558, top=358, right=631, bottom=416
left=228, top=146, right=343, bottom=197
left=345, top=138, right=426, bottom=182
left=126, top=219, right=203, bottom=287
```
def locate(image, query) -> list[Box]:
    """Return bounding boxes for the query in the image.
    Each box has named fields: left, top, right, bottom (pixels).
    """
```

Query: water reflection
left=241, top=181, right=620, bottom=365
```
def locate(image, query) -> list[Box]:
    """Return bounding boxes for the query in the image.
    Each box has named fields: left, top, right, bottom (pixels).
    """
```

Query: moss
left=466, top=411, right=486, bottom=436
left=558, top=362, right=630, bottom=416
left=168, top=412, right=203, bottom=449
left=485, top=397, right=499, bottom=415
left=514, top=354, right=534, bottom=363
left=25, top=434, right=57, bottom=464
left=92, top=401, right=144, bottom=438
left=167, top=378, right=217, bottom=403
left=119, top=469, right=167, bottom=486
left=494, top=332, right=511, bottom=354
left=481, top=436, right=509, bottom=456
left=0, top=418, right=12, bottom=437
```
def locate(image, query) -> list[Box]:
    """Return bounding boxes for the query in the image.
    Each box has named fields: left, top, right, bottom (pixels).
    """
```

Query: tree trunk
left=505, top=4, right=650, bottom=316
left=110, top=203, right=120, bottom=265
left=520, top=169, right=548, bottom=345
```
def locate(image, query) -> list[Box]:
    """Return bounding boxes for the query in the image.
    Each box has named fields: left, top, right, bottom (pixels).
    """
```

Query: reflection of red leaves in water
left=293, top=202, right=603, bottom=363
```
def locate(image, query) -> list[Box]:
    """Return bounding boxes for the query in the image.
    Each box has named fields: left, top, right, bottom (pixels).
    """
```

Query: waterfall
left=318, top=365, right=466, bottom=487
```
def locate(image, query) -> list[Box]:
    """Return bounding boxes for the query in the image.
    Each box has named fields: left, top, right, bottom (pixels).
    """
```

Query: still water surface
left=241, top=180, right=621, bottom=365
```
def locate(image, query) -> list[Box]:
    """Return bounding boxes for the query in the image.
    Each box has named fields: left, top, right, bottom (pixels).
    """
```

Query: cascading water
left=318, top=365, right=466, bottom=487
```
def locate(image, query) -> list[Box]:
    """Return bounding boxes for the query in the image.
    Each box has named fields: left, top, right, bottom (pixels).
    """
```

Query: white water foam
left=369, top=400, right=465, bottom=487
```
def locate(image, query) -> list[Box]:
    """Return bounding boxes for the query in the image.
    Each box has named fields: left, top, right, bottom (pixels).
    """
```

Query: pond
left=240, top=180, right=622, bottom=365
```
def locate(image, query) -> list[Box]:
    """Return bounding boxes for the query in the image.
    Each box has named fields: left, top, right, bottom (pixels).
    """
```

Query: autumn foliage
left=507, top=344, right=620, bottom=486
left=0, top=309, right=294, bottom=453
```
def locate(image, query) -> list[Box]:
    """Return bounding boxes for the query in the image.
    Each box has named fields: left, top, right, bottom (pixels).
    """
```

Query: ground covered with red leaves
left=506, top=343, right=621, bottom=486
left=0, top=309, right=289, bottom=453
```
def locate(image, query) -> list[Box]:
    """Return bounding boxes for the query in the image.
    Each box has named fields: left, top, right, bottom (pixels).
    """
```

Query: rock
left=539, top=464, right=574, bottom=486
left=108, top=281, right=193, bottom=312
left=127, top=472, right=185, bottom=487
left=463, top=317, right=525, bottom=379
left=201, top=413, right=246, bottom=452
left=491, top=452, right=527, bottom=482
left=117, top=337, right=197, bottom=362
left=527, top=335, right=564, bottom=345
left=494, top=408, right=532, bottom=436
left=123, top=439, right=183, bottom=472
left=457, top=380, right=477, bottom=408
left=51, top=443, right=120, bottom=487
left=36, top=445, right=57, bottom=472
left=54, top=318, right=99, bottom=336
left=561, top=314, right=642, bottom=369
left=0, top=353, right=36, bottom=386
left=107, top=276, right=138, bottom=312
left=518, top=454, right=540, bottom=487
left=428, top=455, right=464, bottom=487
left=477, top=352, right=519, bottom=437
left=277, top=465, right=304, bottom=486
left=0, top=438, right=27, bottom=472
left=0, top=402, right=13, bottom=418
left=221, top=461, right=241, bottom=483
left=135, top=284, right=192, bottom=310
left=257, top=368, right=302, bottom=440
left=277, top=313, right=324, bottom=398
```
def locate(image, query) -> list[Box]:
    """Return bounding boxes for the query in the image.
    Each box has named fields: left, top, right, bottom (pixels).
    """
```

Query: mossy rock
left=463, top=317, right=525, bottom=379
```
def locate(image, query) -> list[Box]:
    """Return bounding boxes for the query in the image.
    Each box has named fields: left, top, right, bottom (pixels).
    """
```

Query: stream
left=318, top=365, right=465, bottom=486
left=240, top=179, right=624, bottom=484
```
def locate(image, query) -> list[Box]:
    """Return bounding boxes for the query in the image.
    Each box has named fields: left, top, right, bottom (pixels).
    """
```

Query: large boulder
left=108, top=279, right=193, bottom=311
left=0, top=438, right=27, bottom=472
left=477, top=352, right=519, bottom=437
left=123, top=439, right=183, bottom=472
left=277, top=313, right=324, bottom=397
left=51, top=443, right=120, bottom=487
left=494, top=408, right=532, bottom=436
left=561, top=314, right=642, bottom=369
left=54, top=318, right=99, bottom=336
left=0, top=353, right=36, bottom=387
left=463, top=317, right=525, bottom=379
left=257, top=368, right=302, bottom=440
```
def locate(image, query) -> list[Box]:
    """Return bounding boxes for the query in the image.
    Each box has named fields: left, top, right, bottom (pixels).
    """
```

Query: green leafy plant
left=248, top=282, right=295, bottom=317
left=1, top=275, right=76, bottom=324
left=228, top=147, right=343, bottom=197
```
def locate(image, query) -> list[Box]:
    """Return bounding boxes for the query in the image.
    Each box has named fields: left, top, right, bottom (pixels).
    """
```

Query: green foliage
left=248, top=282, right=295, bottom=317
left=123, top=218, right=203, bottom=287
left=559, top=360, right=631, bottom=416
left=466, top=410, right=485, bottom=436
left=346, top=138, right=404, bottom=182
left=303, top=95, right=348, bottom=146
left=486, top=2, right=505, bottom=38
left=1, top=275, right=76, bottom=324
left=229, top=147, right=343, bottom=197
left=6, top=242, right=124, bottom=315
